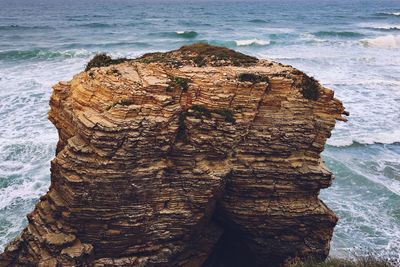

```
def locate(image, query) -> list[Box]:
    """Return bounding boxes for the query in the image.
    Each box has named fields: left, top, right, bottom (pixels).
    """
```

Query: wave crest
left=248, top=19, right=268, bottom=24
left=362, top=23, right=400, bottom=31
left=0, top=25, right=53, bottom=31
left=313, top=31, right=365, bottom=38
left=376, top=12, right=400, bottom=17
left=235, top=38, right=270, bottom=46
left=77, top=22, right=114, bottom=28
left=361, top=35, right=400, bottom=48
left=0, top=49, right=91, bottom=60
left=175, top=31, right=198, bottom=38
left=328, top=129, right=400, bottom=147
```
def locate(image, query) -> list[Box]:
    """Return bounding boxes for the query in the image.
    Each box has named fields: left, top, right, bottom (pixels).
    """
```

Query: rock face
left=0, top=44, right=347, bottom=267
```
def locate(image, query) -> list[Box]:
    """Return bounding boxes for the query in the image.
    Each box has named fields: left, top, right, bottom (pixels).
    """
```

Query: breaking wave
left=235, top=38, right=270, bottom=46
left=376, top=12, right=400, bottom=17
left=175, top=31, right=198, bottom=38
left=151, top=31, right=199, bottom=39
left=362, top=23, right=400, bottom=31
left=361, top=35, right=400, bottom=48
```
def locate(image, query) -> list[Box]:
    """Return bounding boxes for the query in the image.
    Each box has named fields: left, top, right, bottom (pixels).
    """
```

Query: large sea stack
left=0, top=44, right=347, bottom=266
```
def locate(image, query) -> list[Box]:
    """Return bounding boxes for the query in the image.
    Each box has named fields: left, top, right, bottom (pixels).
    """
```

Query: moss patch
left=179, top=43, right=258, bottom=66
left=85, top=53, right=129, bottom=71
left=213, top=108, right=236, bottom=123
left=176, top=105, right=236, bottom=141
left=193, top=55, right=206, bottom=67
left=139, top=52, right=167, bottom=63
left=138, top=43, right=258, bottom=67
left=138, top=52, right=183, bottom=68
left=176, top=111, right=188, bottom=141
left=189, top=105, right=236, bottom=123
left=301, top=76, right=320, bottom=100
left=106, top=98, right=134, bottom=110
left=167, top=76, right=191, bottom=92
left=238, top=73, right=269, bottom=83
left=191, top=104, right=212, bottom=118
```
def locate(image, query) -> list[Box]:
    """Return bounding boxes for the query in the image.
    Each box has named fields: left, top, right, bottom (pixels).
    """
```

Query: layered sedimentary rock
left=0, top=44, right=347, bottom=267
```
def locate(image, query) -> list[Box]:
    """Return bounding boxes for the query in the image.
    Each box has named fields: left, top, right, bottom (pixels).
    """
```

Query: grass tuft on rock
left=85, top=53, right=129, bottom=71
left=191, top=105, right=212, bottom=118
left=188, top=105, right=236, bottom=123
left=179, top=43, right=258, bottom=66
left=301, top=76, right=320, bottom=100
left=167, top=76, right=191, bottom=92
left=238, top=73, right=269, bottom=83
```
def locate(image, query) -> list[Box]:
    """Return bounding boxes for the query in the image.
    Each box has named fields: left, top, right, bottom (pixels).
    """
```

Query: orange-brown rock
left=0, top=44, right=347, bottom=267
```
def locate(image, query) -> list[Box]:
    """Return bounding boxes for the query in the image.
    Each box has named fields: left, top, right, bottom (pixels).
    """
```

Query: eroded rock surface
left=0, top=44, right=347, bottom=266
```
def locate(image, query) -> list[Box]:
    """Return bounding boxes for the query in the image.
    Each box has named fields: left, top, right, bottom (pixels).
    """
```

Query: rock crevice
left=0, top=44, right=347, bottom=266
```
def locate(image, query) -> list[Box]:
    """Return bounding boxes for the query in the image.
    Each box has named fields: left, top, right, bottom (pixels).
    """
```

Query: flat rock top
left=68, top=43, right=345, bottom=131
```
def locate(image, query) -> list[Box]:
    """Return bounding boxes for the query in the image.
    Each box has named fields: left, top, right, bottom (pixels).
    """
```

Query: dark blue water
left=0, top=0, right=399, bottom=261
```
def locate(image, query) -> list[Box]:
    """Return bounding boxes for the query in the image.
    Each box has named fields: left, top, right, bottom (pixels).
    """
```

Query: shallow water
left=0, top=0, right=399, bottom=261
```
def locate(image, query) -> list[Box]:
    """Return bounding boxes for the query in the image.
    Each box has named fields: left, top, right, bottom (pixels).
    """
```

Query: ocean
left=0, top=0, right=399, bottom=261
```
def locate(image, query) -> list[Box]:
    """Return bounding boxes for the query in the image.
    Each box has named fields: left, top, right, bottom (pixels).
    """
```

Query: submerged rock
left=0, top=44, right=348, bottom=266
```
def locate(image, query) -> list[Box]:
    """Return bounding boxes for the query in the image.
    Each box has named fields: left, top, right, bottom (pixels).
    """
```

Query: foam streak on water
left=0, top=0, right=399, bottom=260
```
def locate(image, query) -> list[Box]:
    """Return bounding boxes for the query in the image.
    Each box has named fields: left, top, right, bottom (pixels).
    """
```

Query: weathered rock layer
left=0, top=44, right=347, bottom=266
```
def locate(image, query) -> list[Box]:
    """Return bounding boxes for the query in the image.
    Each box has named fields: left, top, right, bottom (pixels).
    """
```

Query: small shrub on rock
left=85, top=53, right=129, bottom=71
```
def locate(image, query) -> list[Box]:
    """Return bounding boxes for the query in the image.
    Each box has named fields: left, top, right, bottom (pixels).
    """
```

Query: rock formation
left=0, top=44, right=347, bottom=267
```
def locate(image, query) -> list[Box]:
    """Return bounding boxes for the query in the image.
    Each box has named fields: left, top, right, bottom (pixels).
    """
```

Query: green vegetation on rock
left=85, top=53, right=129, bottom=71
left=167, top=76, right=191, bottom=92
left=301, top=76, right=320, bottom=100
left=238, top=72, right=269, bottom=83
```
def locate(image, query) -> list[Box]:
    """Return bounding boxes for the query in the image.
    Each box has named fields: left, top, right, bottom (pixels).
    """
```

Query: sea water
left=0, top=0, right=399, bottom=261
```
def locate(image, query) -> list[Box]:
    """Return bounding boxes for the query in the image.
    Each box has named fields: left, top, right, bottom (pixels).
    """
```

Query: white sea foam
left=381, top=12, right=400, bottom=16
left=361, top=34, right=400, bottom=48
left=0, top=58, right=86, bottom=251
left=263, top=43, right=400, bottom=149
left=235, top=38, right=270, bottom=46
left=328, top=129, right=400, bottom=147
left=360, top=22, right=400, bottom=30
left=321, top=147, right=400, bottom=262
left=369, top=24, right=400, bottom=30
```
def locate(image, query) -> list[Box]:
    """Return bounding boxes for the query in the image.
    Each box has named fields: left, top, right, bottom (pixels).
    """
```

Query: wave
left=375, top=12, right=400, bottom=17
left=361, top=34, right=400, bottom=48
left=151, top=31, right=199, bottom=39
left=0, top=49, right=91, bottom=60
left=175, top=31, right=198, bottom=38
left=362, top=23, right=400, bottom=31
left=63, top=41, right=151, bottom=49
left=313, top=31, right=365, bottom=38
left=248, top=19, right=268, bottom=24
left=77, top=22, right=114, bottom=28
left=328, top=129, right=400, bottom=147
left=327, top=141, right=400, bottom=149
left=235, top=38, right=270, bottom=46
left=0, top=25, right=53, bottom=31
